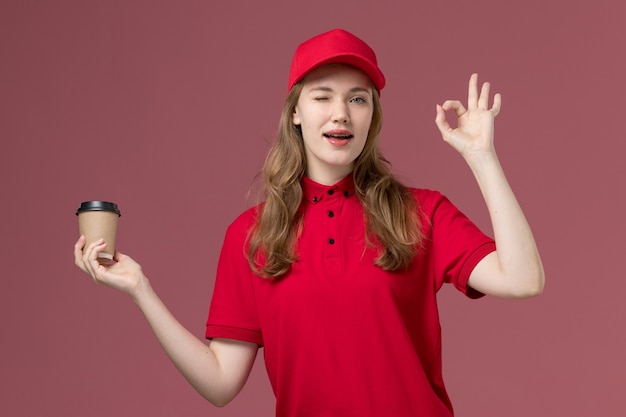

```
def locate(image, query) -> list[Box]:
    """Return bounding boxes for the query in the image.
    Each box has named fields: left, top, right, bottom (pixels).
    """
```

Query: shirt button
left=328, top=189, right=334, bottom=195
left=328, top=238, right=335, bottom=245
left=312, top=197, right=318, bottom=203
left=343, top=191, right=349, bottom=197
left=328, top=211, right=334, bottom=218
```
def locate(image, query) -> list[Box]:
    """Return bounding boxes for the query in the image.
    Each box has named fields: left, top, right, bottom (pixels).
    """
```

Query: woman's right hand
left=74, top=235, right=147, bottom=297
left=73, top=236, right=258, bottom=405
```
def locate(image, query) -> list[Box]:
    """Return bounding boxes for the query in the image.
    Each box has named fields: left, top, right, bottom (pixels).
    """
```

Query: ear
left=292, top=106, right=301, bottom=126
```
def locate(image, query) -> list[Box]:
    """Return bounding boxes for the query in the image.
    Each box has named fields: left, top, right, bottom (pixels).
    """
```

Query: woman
left=75, top=29, right=544, bottom=416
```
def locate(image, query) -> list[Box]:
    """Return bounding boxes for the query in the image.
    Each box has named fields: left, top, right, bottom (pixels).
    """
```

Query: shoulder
left=229, top=204, right=261, bottom=228
left=223, top=204, right=263, bottom=242
left=407, top=187, right=448, bottom=213
left=407, top=187, right=472, bottom=234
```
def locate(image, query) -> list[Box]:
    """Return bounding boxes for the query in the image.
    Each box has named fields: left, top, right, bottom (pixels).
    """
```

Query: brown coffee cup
left=76, top=201, right=121, bottom=261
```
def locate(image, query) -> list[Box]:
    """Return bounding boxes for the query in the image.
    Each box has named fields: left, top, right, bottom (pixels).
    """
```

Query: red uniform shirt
left=206, top=176, right=496, bottom=416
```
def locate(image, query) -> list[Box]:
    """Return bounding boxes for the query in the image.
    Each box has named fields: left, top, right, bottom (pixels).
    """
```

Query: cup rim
left=76, top=201, right=121, bottom=216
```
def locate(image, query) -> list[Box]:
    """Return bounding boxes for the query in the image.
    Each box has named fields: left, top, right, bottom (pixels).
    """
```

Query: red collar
left=302, top=175, right=356, bottom=204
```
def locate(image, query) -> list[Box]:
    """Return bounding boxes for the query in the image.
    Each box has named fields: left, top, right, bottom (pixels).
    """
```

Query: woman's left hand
left=435, top=73, right=501, bottom=158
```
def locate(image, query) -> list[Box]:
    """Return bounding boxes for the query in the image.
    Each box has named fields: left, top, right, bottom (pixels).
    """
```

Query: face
left=292, top=64, right=374, bottom=185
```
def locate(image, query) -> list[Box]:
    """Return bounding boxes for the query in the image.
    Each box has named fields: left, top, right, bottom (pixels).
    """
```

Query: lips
left=323, top=129, right=353, bottom=140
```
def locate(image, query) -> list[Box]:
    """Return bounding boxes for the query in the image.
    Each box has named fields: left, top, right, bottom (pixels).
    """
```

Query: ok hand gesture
left=435, top=73, right=501, bottom=159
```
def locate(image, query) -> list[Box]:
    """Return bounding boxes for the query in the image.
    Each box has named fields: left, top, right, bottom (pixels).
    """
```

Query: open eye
left=350, top=96, right=367, bottom=104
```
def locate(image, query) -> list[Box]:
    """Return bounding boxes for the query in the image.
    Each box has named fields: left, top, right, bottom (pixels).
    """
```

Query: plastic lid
left=76, top=201, right=121, bottom=216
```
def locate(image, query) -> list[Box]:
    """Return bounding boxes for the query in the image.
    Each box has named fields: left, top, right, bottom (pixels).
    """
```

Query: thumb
left=113, top=250, right=127, bottom=262
left=112, top=251, right=140, bottom=269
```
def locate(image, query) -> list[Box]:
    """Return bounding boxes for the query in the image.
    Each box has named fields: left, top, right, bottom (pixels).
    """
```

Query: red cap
left=287, top=29, right=386, bottom=93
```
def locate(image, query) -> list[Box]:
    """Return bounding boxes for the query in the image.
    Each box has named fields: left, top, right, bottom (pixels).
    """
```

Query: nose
left=331, top=101, right=349, bottom=124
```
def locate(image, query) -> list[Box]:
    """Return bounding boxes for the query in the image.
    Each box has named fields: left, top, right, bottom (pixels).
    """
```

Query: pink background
left=1, top=0, right=624, bottom=416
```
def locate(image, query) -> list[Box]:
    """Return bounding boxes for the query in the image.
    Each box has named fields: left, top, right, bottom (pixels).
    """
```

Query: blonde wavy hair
left=247, top=82, right=423, bottom=278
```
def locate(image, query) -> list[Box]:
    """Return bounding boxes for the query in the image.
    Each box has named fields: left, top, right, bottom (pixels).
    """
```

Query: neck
left=306, top=167, right=353, bottom=186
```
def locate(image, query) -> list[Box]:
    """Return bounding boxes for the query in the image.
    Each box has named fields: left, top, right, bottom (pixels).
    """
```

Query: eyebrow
left=308, top=86, right=372, bottom=94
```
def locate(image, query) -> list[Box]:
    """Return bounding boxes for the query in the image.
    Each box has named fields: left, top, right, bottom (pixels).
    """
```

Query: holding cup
left=76, top=201, right=121, bottom=261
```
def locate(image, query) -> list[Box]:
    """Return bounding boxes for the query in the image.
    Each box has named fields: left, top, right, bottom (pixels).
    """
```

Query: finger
left=89, top=245, right=110, bottom=282
left=82, top=239, right=106, bottom=277
left=467, top=73, right=479, bottom=109
left=434, top=105, right=455, bottom=140
left=478, top=82, right=490, bottom=110
left=441, top=100, right=467, bottom=118
left=74, top=235, right=87, bottom=269
left=434, top=104, right=451, bottom=132
left=81, top=240, right=97, bottom=276
left=491, top=93, right=502, bottom=116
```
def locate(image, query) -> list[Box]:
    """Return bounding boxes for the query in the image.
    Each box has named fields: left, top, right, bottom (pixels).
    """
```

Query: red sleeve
left=416, top=189, right=496, bottom=299
left=205, top=209, right=264, bottom=345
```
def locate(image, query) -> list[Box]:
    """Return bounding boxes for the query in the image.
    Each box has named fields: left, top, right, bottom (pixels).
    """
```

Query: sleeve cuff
left=458, top=241, right=497, bottom=299
left=205, top=324, right=264, bottom=346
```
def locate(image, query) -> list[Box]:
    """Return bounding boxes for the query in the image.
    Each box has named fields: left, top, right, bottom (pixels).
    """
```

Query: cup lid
left=76, top=201, right=121, bottom=216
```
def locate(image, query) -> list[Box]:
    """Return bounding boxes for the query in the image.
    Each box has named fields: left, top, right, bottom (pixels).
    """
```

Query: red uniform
left=206, top=175, right=495, bottom=416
